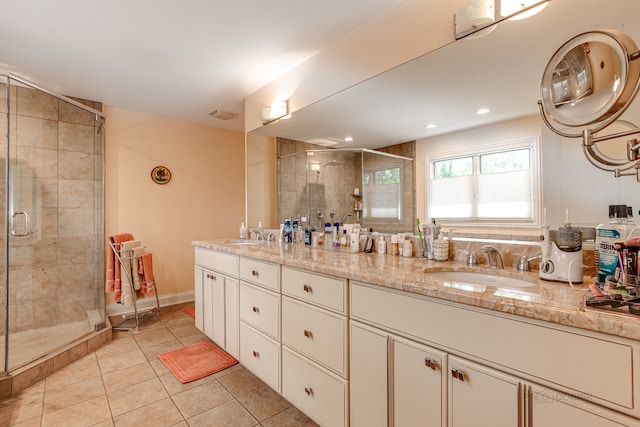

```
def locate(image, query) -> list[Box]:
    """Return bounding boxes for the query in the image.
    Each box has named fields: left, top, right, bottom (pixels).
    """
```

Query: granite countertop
left=192, top=239, right=640, bottom=341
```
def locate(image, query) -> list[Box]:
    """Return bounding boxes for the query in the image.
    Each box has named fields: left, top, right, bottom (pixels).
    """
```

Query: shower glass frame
left=1, top=73, right=106, bottom=374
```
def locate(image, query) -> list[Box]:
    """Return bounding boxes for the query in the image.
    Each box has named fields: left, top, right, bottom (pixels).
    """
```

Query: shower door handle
left=10, top=211, right=31, bottom=236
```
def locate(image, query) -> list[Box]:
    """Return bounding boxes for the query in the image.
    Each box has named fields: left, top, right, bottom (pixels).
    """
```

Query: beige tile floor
left=0, top=303, right=319, bottom=427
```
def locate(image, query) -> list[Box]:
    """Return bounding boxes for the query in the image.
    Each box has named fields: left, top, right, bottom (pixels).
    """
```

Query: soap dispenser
left=239, top=222, right=247, bottom=239
left=433, top=231, right=449, bottom=261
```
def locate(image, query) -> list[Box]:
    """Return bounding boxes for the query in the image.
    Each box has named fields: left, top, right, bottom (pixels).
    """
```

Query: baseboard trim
left=106, top=291, right=195, bottom=317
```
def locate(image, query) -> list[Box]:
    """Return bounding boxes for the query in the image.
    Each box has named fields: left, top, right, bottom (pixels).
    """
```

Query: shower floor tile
left=1, top=320, right=92, bottom=370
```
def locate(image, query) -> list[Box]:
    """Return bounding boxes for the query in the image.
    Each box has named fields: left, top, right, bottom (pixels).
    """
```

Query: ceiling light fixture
left=345, top=136, right=353, bottom=142
left=476, top=108, right=490, bottom=115
left=426, top=123, right=438, bottom=129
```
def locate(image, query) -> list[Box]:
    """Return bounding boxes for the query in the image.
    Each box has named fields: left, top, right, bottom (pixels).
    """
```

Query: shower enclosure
left=278, top=141, right=415, bottom=234
left=1, top=74, right=106, bottom=374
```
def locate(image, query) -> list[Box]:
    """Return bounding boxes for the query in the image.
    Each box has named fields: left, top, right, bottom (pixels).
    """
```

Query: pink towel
left=138, top=253, right=155, bottom=296
left=106, top=233, right=134, bottom=303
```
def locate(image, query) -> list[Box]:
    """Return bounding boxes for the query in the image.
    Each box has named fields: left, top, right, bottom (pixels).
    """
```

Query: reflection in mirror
left=277, top=139, right=414, bottom=233
left=247, top=0, right=640, bottom=232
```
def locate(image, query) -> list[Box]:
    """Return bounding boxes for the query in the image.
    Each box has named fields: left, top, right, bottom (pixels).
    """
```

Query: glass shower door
left=3, top=76, right=105, bottom=371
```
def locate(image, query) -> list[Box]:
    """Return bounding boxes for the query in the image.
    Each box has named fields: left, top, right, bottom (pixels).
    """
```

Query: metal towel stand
left=108, top=240, right=160, bottom=331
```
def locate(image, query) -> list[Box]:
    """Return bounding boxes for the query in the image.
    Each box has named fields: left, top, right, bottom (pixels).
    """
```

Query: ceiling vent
left=209, top=109, right=238, bottom=120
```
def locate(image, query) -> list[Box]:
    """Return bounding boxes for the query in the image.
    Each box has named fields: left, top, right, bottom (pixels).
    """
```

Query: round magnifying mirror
left=540, top=30, right=640, bottom=136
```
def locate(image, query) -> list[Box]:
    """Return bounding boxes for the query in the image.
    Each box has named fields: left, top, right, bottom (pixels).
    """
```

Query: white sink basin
left=224, top=239, right=261, bottom=246
left=429, top=271, right=536, bottom=289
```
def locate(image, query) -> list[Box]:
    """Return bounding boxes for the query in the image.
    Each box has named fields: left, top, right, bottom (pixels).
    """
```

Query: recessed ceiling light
left=476, top=108, right=490, bottom=115
left=425, top=123, right=438, bottom=129
left=345, top=136, right=353, bottom=142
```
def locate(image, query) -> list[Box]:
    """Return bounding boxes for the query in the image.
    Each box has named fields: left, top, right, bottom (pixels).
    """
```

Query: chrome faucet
left=250, top=229, right=274, bottom=242
left=481, top=245, right=504, bottom=269
left=340, top=212, right=352, bottom=225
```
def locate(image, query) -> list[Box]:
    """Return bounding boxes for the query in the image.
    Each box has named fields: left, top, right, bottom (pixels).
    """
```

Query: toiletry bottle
left=433, top=232, right=449, bottom=261
left=332, top=223, right=340, bottom=247
left=239, top=222, right=247, bottom=239
left=595, top=205, right=629, bottom=282
left=284, top=219, right=292, bottom=243
left=350, top=231, right=359, bottom=252
left=377, top=235, right=386, bottom=254
left=397, top=233, right=404, bottom=255
left=403, top=239, right=413, bottom=257
left=340, top=230, right=348, bottom=248
left=364, top=229, right=375, bottom=253
left=391, top=234, right=398, bottom=256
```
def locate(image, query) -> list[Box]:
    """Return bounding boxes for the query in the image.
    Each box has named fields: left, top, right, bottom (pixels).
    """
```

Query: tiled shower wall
left=277, top=138, right=416, bottom=233
left=0, top=83, right=104, bottom=334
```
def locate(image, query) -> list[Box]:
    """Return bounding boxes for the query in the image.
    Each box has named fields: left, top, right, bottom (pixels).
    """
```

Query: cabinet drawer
left=282, top=296, right=347, bottom=377
left=351, top=282, right=640, bottom=416
left=282, top=347, right=348, bottom=427
left=240, top=257, right=280, bottom=291
left=239, top=322, right=281, bottom=393
left=195, top=248, right=238, bottom=276
left=240, top=282, right=280, bottom=339
left=282, top=266, right=347, bottom=314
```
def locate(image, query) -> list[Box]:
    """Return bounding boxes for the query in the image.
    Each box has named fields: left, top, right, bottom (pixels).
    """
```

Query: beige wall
left=104, top=107, right=244, bottom=303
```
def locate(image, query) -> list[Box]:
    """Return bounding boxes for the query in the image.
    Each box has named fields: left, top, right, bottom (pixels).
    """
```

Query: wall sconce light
left=499, top=0, right=548, bottom=20
left=454, top=0, right=549, bottom=40
left=260, top=100, right=291, bottom=125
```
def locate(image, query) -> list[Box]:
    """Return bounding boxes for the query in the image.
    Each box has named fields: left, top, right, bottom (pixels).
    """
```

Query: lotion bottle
left=239, top=222, right=247, bottom=239
left=377, top=235, right=386, bottom=254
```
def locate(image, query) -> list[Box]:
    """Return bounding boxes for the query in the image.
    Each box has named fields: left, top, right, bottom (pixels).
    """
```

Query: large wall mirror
left=247, top=0, right=640, bottom=233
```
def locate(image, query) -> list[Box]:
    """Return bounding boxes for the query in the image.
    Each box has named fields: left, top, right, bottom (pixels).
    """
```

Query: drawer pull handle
left=206, top=273, right=216, bottom=280
left=424, top=357, right=437, bottom=370
left=252, top=306, right=260, bottom=313
left=451, top=368, right=465, bottom=382
left=303, top=329, right=313, bottom=339
left=252, top=350, right=259, bottom=358
left=304, top=386, right=314, bottom=396
left=252, top=270, right=259, bottom=277
left=303, top=284, right=312, bottom=293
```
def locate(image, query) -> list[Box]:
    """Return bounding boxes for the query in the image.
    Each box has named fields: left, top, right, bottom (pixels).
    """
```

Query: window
left=364, top=166, right=402, bottom=220
left=427, top=138, right=540, bottom=224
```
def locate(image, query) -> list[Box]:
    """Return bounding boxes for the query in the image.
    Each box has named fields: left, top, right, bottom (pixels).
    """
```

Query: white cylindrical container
left=403, top=240, right=413, bottom=257
left=433, top=233, right=449, bottom=261
left=377, top=235, right=386, bottom=254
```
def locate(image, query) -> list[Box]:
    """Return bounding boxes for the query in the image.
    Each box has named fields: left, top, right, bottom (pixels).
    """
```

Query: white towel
left=131, top=246, right=146, bottom=291
left=119, top=240, right=142, bottom=306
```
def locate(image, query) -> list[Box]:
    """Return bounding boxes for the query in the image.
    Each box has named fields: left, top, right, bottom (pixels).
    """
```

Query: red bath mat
left=182, top=305, right=195, bottom=319
left=159, top=341, right=237, bottom=383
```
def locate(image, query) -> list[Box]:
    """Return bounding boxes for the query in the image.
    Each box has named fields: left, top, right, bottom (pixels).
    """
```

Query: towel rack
left=108, top=239, right=160, bottom=331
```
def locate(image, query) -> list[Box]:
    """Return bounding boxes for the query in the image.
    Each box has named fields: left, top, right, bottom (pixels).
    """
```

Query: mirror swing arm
left=539, top=29, right=640, bottom=181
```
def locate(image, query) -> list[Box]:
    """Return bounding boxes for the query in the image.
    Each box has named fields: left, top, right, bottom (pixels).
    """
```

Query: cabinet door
left=202, top=270, right=215, bottom=340
left=225, top=277, right=239, bottom=359
left=448, top=356, right=522, bottom=427
left=393, top=336, right=446, bottom=427
left=530, top=385, right=634, bottom=427
left=350, top=321, right=389, bottom=427
left=194, top=266, right=204, bottom=332
left=211, top=272, right=225, bottom=346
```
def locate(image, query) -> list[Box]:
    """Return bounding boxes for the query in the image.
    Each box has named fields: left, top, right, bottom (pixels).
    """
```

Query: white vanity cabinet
left=350, top=281, right=640, bottom=426
left=280, top=266, right=349, bottom=427
left=350, top=320, right=446, bottom=427
left=238, top=257, right=282, bottom=392
left=194, top=248, right=239, bottom=359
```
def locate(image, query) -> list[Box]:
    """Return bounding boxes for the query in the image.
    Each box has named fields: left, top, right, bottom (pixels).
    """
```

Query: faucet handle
left=517, top=255, right=530, bottom=272
left=517, top=254, right=541, bottom=272
left=467, top=250, right=478, bottom=266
